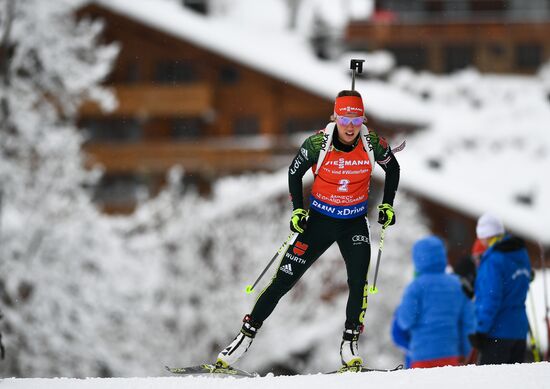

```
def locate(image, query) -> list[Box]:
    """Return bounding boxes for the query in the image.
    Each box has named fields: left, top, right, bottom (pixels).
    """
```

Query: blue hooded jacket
left=396, top=236, right=475, bottom=363
left=391, top=310, right=411, bottom=368
left=474, top=236, right=531, bottom=339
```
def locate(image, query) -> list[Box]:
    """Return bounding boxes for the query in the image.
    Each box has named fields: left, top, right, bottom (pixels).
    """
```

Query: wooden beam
left=83, top=141, right=287, bottom=174
left=80, top=83, right=212, bottom=116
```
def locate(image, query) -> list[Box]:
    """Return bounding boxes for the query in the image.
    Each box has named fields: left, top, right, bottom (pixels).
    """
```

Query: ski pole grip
left=350, top=59, right=365, bottom=73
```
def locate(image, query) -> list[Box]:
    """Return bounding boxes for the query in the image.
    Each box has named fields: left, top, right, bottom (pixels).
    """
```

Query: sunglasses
left=336, top=115, right=363, bottom=127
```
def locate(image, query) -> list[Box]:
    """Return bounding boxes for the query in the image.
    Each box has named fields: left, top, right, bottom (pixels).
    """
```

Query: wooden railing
left=80, top=83, right=213, bottom=116
left=83, top=139, right=294, bottom=174
left=347, top=20, right=550, bottom=43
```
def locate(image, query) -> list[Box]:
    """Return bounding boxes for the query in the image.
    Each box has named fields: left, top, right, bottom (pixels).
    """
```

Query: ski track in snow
left=2, top=363, right=550, bottom=389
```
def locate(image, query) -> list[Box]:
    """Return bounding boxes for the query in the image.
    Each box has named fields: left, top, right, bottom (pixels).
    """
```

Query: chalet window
left=387, top=45, right=428, bottom=71
left=219, top=65, right=240, bottom=84
left=106, top=61, right=140, bottom=84
left=126, top=61, right=140, bottom=83
left=93, top=174, right=149, bottom=206
left=444, top=44, right=474, bottom=73
left=155, top=60, right=197, bottom=84
left=445, top=216, right=469, bottom=251
left=487, top=42, right=506, bottom=58
left=424, top=0, right=444, bottom=13
left=172, top=117, right=202, bottom=139
left=515, top=43, right=542, bottom=70
left=80, top=118, right=142, bottom=143
left=469, top=0, right=506, bottom=12
left=284, top=118, right=328, bottom=134
left=234, top=116, right=260, bottom=135
left=377, top=1, right=422, bottom=13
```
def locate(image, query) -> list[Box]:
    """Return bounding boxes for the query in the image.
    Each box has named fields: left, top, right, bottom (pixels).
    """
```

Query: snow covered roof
left=392, top=70, right=550, bottom=245
left=89, top=0, right=550, bottom=245
left=89, top=0, right=429, bottom=126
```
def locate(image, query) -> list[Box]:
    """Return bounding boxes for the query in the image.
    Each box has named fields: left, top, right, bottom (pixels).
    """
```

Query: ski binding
left=327, top=363, right=404, bottom=374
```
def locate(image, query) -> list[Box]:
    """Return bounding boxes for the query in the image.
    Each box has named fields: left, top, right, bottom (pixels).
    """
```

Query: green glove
left=377, top=203, right=395, bottom=228
left=290, top=208, right=308, bottom=233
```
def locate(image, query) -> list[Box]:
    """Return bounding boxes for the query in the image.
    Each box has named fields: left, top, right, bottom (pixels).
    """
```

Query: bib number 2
left=337, top=179, right=350, bottom=192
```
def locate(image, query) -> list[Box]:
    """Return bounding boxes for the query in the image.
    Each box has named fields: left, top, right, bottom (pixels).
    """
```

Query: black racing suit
left=250, top=130, right=400, bottom=331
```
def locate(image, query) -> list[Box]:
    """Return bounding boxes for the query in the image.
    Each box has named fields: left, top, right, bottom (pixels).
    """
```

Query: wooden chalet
left=346, top=0, right=550, bottom=74
left=76, top=2, right=403, bottom=213
left=75, top=2, right=549, bottom=266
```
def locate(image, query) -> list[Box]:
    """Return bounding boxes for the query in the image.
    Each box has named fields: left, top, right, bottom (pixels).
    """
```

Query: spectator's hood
left=413, top=235, right=447, bottom=274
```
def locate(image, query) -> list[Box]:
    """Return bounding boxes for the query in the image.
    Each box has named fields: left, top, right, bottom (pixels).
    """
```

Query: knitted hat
left=476, top=213, right=505, bottom=239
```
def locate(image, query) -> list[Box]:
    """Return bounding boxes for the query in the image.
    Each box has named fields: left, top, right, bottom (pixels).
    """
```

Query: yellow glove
left=290, top=208, right=308, bottom=233
left=377, top=203, right=395, bottom=228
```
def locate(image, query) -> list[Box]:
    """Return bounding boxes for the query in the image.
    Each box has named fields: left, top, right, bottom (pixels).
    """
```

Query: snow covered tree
left=0, top=0, right=122, bottom=377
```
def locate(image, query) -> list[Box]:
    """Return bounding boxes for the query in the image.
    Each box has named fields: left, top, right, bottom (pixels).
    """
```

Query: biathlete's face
left=335, top=113, right=363, bottom=145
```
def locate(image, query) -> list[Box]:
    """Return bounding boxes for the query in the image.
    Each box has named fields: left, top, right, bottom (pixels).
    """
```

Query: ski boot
left=339, top=324, right=364, bottom=372
left=216, top=314, right=262, bottom=368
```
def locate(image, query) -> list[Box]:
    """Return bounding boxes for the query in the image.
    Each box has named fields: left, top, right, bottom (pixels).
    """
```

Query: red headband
left=334, top=96, right=364, bottom=116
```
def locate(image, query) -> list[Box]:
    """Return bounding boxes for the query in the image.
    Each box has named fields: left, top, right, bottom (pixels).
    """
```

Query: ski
left=166, top=363, right=403, bottom=377
left=325, top=364, right=403, bottom=374
left=165, top=364, right=259, bottom=378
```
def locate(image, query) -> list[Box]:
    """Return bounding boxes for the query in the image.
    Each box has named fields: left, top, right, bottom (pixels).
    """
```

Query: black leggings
left=478, top=338, right=526, bottom=365
left=250, top=210, right=371, bottom=329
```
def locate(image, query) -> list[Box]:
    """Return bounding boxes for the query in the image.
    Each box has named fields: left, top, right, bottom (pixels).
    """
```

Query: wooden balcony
left=83, top=139, right=293, bottom=175
left=347, top=20, right=550, bottom=45
left=80, top=83, right=213, bottom=117
left=346, top=20, right=550, bottom=73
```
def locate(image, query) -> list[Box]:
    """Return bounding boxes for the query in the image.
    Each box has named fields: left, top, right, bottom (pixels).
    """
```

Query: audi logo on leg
left=352, top=235, right=369, bottom=244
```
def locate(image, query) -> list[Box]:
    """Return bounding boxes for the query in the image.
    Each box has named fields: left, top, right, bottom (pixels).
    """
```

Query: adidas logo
left=280, top=263, right=293, bottom=275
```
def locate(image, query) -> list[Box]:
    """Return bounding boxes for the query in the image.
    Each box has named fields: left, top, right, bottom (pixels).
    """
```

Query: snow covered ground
left=2, top=362, right=550, bottom=389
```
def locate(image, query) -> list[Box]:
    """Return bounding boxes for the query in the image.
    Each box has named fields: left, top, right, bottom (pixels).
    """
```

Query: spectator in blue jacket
left=469, top=213, right=532, bottom=365
left=396, top=235, right=475, bottom=368
left=391, top=310, right=411, bottom=368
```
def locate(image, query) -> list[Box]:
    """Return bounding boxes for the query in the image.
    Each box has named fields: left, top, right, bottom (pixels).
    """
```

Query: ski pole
left=350, top=59, right=365, bottom=91
left=528, top=288, right=541, bottom=360
left=527, top=318, right=541, bottom=362
left=369, top=226, right=387, bottom=295
left=245, top=231, right=298, bottom=294
left=539, top=242, right=549, bottom=361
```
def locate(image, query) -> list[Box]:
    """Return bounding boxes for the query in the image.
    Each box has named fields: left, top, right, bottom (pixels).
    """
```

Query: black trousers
left=478, top=338, right=526, bottom=365
left=250, top=210, right=371, bottom=329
